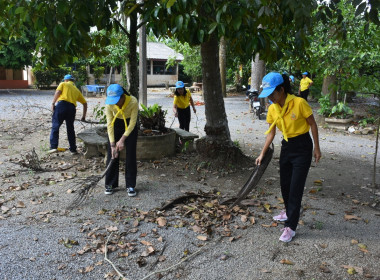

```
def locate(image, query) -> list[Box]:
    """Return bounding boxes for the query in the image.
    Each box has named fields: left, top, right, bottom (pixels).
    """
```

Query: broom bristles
left=67, top=159, right=115, bottom=209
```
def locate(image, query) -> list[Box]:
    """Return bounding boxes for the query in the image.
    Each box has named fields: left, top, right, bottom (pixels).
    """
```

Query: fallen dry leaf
left=313, top=180, right=323, bottom=186
left=16, top=201, right=25, bottom=208
left=197, top=235, right=208, bottom=241
left=249, top=217, right=255, bottom=224
left=341, top=265, right=363, bottom=275
left=141, top=240, right=153, bottom=246
left=192, top=225, right=202, bottom=233
left=319, top=265, right=331, bottom=273
left=241, top=215, right=247, bottom=223
left=280, top=259, right=294, bottom=265
left=156, top=217, right=167, bottom=227
left=344, top=214, right=362, bottom=221
left=158, top=255, right=166, bottom=262
left=106, top=226, right=118, bottom=232
left=351, top=239, right=359, bottom=244
left=58, top=264, right=67, bottom=270
left=84, top=266, right=94, bottom=273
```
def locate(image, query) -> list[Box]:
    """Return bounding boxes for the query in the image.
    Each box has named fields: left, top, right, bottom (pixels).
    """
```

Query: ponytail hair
left=275, top=74, right=293, bottom=95
left=122, top=87, right=131, bottom=96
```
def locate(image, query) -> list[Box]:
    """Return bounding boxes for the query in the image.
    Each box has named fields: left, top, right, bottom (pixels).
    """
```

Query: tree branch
left=114, top=19, right=130, bottom=36
left=136, top=20, right=146, bottom=30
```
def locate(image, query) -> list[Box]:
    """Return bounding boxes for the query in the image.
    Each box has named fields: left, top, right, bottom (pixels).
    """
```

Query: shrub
left=139, top=103, right=167, bottom=132
left=33, top=69, right=55, bottom=89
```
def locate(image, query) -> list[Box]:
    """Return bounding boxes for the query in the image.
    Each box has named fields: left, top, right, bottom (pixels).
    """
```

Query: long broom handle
left=100, top=158, right=115, bottom=179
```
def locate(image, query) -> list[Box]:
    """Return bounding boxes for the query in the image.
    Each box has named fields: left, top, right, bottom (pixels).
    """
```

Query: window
left=152, top=60, right=177, bottom=75
left=147, top=60, right=151, bottom=75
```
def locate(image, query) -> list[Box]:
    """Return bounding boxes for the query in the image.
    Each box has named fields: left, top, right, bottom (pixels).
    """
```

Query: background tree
left=0, top=30, right=35, bottom=69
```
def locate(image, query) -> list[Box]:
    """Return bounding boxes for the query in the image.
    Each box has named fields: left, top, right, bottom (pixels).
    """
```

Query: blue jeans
left=50, top=101, right=77, bottom=152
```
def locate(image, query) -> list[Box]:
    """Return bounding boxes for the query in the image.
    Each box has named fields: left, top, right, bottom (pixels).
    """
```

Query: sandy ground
left=0, top=88, right=379, bottom=280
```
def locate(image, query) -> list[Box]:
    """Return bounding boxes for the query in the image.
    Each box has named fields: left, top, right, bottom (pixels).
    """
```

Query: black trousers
left=280, top=133, right=313, bottom=231
left=105, top=118, right=138, bottom=189
left=177, top=106, right=191, bottom=131
left=50, top=100, right=77, bottom=152
left=300, top=89, right=310, bottom=101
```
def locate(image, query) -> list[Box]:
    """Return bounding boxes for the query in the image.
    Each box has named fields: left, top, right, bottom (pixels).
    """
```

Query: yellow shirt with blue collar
left=266, top=94, right=313, bottom=139
left=105, top=95, right=138, bottom=143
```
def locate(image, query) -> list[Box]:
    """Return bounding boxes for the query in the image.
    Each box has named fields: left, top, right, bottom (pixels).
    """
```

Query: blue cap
left=289, top=75, right=295, bottom=82
left=106, top=84, right=124, bottom=105
left=302, top=72, right=308, bottom=75
left=175, top=81, right=184, bottom=88
left=64, top=74, right=74, bottom=80
left=259, top=72, right=284, bottom=98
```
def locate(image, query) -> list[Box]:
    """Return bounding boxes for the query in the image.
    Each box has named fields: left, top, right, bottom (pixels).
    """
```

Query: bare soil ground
left=0, top=89, right=379, bottom=280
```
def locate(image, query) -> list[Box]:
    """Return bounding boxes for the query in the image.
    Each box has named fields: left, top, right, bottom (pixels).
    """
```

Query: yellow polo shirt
left=105, top=95, right=138, bottom=142
left=173, top=89, right=191, bottom=109
left=267, top=95, right=313, bottom=138
left=57, top=81, right=86, bottom=106
left=300, top=77, right=313, bottom=91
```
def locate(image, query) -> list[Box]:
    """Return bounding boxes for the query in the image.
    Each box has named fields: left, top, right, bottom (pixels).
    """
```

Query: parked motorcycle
left=247, top=88, right=265, bottom=120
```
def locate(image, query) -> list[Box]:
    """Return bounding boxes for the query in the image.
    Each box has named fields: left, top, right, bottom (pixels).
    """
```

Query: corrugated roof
left=146, top=42, right=184, bottom=61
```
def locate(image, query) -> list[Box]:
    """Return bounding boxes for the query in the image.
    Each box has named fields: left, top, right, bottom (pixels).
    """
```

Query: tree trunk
left=322, top=75, right=337, bottom=105
left=125, top=61, right=131, bottom=91
left=219, top=36, right=227, bottom=97
left=128, top=12, right=139, bottom=99
left=200, top=33, right=230, bottom=143
left=251, top=53, right=265, bottom=108
left=251, top=53, right=265, bottom=91
left=138, top=17, right=147, bottom=106
left=374, top=118, right=379, bottom=188
left=195, top=34, right=246, bottom=163
left=107, top=66, right=113, bottom=86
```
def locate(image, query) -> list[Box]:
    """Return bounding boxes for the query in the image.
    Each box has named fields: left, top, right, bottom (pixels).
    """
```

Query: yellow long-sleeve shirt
left=105, top=95, right=138, bottom=143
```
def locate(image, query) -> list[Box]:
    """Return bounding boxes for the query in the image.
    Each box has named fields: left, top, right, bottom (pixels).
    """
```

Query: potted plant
left=318, top=95, right=353, bottom=130
left=136, top=103, right=176, bottom=160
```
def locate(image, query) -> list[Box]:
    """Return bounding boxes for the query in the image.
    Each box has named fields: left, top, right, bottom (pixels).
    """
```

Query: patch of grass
left=315, top=221, right=324, bottom=230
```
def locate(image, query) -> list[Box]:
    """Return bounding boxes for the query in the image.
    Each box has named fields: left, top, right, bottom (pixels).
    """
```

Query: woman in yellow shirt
left=104, top=84, right=139, bottom=197
left=256, top=72, right=321, bottom=242
left=298, top=72, right=313, bottom=101
left=173, top=81, right=196, bottom=131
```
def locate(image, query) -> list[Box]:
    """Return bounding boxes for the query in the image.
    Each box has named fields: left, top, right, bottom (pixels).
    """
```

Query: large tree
left=1, top=0, right=378, bottom=160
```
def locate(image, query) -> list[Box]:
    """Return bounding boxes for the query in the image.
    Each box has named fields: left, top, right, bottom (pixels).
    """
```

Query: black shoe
left=105, top=185, right=113, bottom=195
left=127, top=187, right=136, bottom=197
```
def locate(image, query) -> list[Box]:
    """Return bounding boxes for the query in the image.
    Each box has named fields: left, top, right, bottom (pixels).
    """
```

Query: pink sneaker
left=273, top=210, right=287, bottom=221
left=279, top=227, right=296, bottom=242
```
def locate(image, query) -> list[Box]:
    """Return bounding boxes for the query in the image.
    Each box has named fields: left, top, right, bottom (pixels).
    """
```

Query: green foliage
left=0, top=29, right=36, bottom=69
left=72, top=65, right=88, bottom=87
left=359, top=117, right=375, bottom=128
left=318, top=95, right=332, bottom=117
left=139, top=103, right=167, bottom=131
left=32, top=69, right=56, bottom=89
left=330, top=102, right=353, bottom=119
left=233, top=140, right=240, bottom=148
left=164, top=40, right=202, bottom=83
left=93, top=104, right=106, bottom=124
left=93, top=66, right=105, bottom=84
left=318, top=95, right=353, bottom=118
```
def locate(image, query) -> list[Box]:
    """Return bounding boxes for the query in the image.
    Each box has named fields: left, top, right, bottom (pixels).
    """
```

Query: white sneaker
left=127, top=187, right=137, bottom=197
left=47, top=149, right=58, bottom=154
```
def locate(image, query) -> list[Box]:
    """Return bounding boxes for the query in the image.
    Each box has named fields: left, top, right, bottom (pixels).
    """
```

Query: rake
left=67, top=159, right=114, bottom=209
left=225, top=144, right=274, bottom=208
